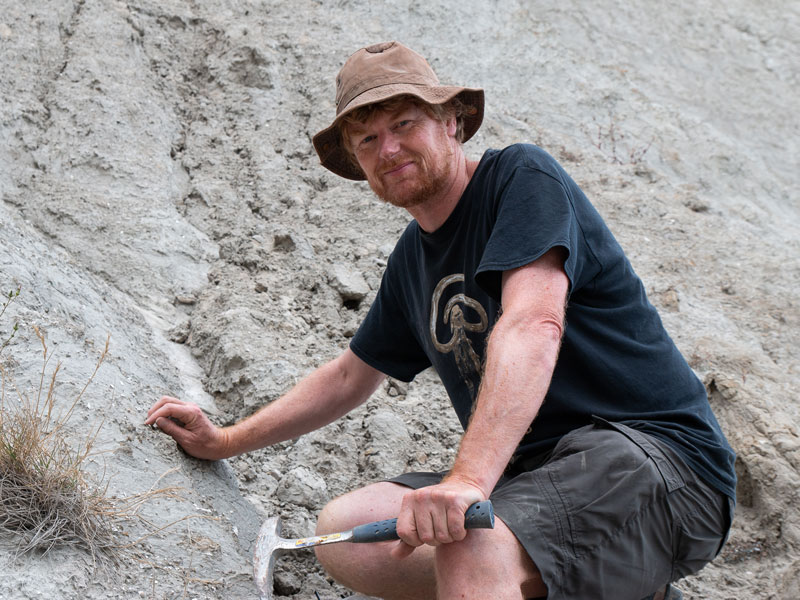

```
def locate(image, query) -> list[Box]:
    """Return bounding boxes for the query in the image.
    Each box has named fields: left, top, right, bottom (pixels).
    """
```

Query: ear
left=445, top=114, right=458, bottom=138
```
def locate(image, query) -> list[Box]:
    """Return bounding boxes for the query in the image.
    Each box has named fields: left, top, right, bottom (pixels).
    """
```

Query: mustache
left=379, top=155, right=417, bottom=174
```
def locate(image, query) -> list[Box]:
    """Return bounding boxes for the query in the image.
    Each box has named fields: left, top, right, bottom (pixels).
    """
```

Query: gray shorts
left=390, top=418, right=733, bottom=600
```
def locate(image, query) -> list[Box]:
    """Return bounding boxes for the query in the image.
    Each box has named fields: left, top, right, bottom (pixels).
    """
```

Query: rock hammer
left=253, top=500, right=495, bottom=599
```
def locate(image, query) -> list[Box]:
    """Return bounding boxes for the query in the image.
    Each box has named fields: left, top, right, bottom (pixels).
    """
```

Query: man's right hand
left=145, top=396, right=231, bottom=460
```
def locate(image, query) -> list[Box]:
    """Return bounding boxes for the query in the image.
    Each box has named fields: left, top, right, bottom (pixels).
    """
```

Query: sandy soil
left=1, top=0, right=798, bottom=598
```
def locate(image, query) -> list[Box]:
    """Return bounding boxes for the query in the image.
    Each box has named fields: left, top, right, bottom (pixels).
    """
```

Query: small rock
left=386, top=379, right=408, bottom=397
left=363, top=410, right=413, bottom=476
left=654, top=288, right=680, bottom=312
left=273, top=232, right=316, bottom=259
left=276, top=466, right=328, bottom=509
left=167, top=320, right=191, bottom=344
left=684, top=197, right=710, bottom=213
left=273, top=233, right=296, bottom=252
left=274, top=569, right=302, bottom=596
left=254, top=274, right=269, bottom=293
left=707, top=376, right=740, bottom=402
left=241, top=464, right=256, bottom=482
left=330, top=263, right=369, bottom=301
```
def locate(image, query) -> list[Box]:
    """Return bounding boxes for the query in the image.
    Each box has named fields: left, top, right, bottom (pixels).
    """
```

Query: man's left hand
left=391, top=477, right=487, bottom=559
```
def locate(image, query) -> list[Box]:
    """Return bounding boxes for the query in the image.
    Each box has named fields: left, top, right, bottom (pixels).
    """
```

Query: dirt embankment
left=1, top=1, right=798, bottom=598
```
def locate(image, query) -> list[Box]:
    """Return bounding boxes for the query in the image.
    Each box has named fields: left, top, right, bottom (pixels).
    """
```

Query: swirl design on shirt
left=430, top=273, right=488, bottom=398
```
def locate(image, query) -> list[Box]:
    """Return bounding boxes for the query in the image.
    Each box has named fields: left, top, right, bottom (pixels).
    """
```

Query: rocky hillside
left=1, top=1, right=797, bottom=598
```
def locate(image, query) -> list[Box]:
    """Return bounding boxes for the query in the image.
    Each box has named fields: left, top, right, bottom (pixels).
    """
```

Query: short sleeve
left=349, top=261, right=431, bottom=382
left=475, top=166, right=597, bottom=301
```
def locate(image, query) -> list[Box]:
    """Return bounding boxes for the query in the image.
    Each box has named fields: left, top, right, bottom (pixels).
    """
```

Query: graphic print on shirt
left=429, top=273, right=488, bottom=401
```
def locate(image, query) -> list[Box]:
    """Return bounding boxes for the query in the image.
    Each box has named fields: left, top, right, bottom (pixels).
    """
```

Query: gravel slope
left=1, top=1, right=798, bottom=598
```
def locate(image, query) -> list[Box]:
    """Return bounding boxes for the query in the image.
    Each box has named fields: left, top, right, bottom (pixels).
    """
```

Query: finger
left=145, top=402, right=197, bottom=427
left=147, top=395, right=184, bottom=419
left=419, top=503, right=448, bottom=545
left=414, top=508, right=437, bottom=545
left=390, top=541, right=417, bottom=560
left=396, top=495, right=424, bottom=548
left=446, top=504, right=468, bottom=542
left=434, top=491, right=464, bottom=544
left=153, top=416, right=188, bottom=440
left=147, top=395, right=180, bottom=417
left=417, top=487, right=459, bottom=544
left=144, top=405, right=172, bottom=426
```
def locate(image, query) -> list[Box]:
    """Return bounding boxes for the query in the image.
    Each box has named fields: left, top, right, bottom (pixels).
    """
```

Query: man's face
left=345, top=102, right=457, bottom=209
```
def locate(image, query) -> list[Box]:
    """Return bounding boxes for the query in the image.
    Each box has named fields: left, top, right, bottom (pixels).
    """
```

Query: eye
left=358, top=134, right=376, bottom=147
left=396, top=119, right=411, bottom=129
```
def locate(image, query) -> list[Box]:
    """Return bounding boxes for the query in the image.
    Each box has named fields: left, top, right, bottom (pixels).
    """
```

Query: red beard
left=369, top=147, right=454, bottom=209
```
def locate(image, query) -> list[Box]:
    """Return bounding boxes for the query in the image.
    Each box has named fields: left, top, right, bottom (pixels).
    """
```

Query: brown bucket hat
left=312, top=41, right=485, bottom=181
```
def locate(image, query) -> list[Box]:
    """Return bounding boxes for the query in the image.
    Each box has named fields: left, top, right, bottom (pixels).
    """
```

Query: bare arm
left=447, top=247, right=568, bottom=494
left=395, top=247, right=569, bottom=553
left=146, top=348, right=386, bottom=460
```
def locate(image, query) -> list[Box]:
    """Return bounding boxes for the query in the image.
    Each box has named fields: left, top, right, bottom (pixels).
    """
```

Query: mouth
left=382, top=160, right=415, bottom=177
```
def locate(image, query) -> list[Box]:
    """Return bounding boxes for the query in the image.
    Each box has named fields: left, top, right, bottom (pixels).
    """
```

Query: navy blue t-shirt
left=350, top=144, right=736, bottom=500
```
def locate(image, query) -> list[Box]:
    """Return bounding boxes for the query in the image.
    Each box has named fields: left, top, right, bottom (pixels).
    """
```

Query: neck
left=407, top=152, right=479, bottom=233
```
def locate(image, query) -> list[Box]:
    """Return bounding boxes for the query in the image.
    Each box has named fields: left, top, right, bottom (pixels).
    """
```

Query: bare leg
left=434, top=517, right=546, bottom=599
left=315, top=482, right=547, bottom=600
left=315, top=482, right=436, bottom=600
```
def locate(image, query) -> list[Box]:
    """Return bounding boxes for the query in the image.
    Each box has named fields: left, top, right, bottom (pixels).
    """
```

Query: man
left=147, top=42, right=736, bottom=600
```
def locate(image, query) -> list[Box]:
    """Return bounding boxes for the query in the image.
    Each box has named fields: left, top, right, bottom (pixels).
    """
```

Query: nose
left=378, top=131, right=401, bottom=161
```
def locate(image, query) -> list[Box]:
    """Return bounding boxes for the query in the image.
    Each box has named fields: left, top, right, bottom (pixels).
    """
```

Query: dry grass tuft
left=0, top=320, right=183, bottom=567
left=0, top=326, right=120, bottom=563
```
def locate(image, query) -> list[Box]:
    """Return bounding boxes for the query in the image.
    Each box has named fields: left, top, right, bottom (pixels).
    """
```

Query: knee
left=434, top=524, right=545, bottom=598
left=313, top=484, right=411, bottom=595
left=315, top=495, right=345, bottom=536
left=317, top=482, right=407, bottom=534
left=314, top=495, right=355, bottom=570
left=313, top=496, right=352, bottom=578
left=314, top=483, right=405, bottom=567
left=315, top=488, right=375, bottom=536
left=434, top=529, right=494, bottom=576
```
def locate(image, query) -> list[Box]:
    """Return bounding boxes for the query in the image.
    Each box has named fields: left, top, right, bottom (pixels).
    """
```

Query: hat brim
left=312, top=85, right=484, bottom=181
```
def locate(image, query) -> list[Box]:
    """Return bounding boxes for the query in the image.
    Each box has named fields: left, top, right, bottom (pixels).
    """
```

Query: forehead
left=347, top=100, right=427, bottom=133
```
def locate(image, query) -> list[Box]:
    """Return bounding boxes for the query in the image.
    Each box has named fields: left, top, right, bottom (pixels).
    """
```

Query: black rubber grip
left=350, top=500, right=495, bottom=543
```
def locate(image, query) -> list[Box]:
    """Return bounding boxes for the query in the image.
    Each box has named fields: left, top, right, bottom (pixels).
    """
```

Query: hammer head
left=253, top=516, right=282, bottom=600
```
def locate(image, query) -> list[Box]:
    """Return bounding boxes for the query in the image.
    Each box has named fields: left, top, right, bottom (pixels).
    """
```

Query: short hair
left=338, top=94, right=474, bottom=172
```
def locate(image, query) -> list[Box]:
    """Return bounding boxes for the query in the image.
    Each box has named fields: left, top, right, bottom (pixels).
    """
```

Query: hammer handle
left=350, top=500, right=494, bottom=543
